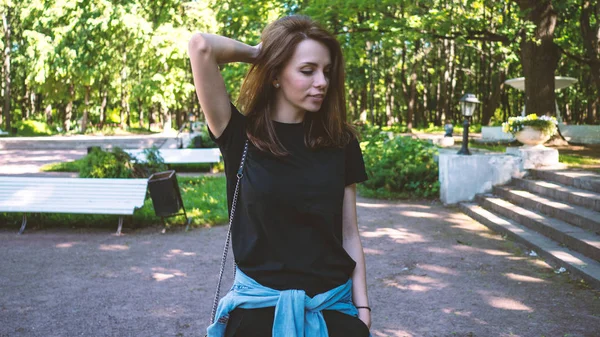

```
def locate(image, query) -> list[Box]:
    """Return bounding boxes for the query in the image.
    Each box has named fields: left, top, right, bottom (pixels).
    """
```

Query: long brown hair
left=238, top=15, right=357, bottom=156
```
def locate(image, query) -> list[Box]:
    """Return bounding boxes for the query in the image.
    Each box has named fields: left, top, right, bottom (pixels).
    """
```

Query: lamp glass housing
left=459, top=93, right=480, bottom=117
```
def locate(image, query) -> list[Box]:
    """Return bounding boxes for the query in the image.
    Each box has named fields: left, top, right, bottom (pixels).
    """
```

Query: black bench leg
left=18, top=214, right=27, bottom=235
left=116, top=216, right=124, bottom=236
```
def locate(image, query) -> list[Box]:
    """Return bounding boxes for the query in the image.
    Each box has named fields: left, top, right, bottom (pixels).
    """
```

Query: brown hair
left=238, top=15, right=357, bottom=156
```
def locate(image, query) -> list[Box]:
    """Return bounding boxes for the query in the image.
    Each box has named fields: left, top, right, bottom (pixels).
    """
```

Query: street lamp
left=457, top=93, right=480, bottom=155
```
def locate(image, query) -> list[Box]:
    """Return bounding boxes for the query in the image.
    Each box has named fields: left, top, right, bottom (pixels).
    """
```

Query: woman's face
left=275, top=38, right=331, bottom=116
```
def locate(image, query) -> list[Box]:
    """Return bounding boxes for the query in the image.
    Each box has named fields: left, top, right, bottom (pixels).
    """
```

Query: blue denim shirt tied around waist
left=207, top=268, right=367, bottom=337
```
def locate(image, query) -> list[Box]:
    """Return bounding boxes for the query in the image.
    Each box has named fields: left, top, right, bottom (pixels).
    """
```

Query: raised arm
left=187, top=33, right=259, bottom=138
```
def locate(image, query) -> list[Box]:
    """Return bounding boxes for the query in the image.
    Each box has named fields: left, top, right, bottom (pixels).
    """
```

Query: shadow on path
left=0, top=197, right=598, bottom=337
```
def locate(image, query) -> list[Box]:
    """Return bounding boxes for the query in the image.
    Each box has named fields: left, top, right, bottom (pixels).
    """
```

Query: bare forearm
left=342, top=184, right=371, bottom=328
left=188, top=33, right=258, bottom=64
left=344, top=235, right=369, bottom=307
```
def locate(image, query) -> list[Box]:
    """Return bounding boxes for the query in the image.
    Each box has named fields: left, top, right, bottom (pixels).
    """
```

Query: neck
left=272, top=94, right=305, bottom=123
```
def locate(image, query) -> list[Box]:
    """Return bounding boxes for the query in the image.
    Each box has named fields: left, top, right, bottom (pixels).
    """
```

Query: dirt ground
left=1, top=197, right=599, bottom=337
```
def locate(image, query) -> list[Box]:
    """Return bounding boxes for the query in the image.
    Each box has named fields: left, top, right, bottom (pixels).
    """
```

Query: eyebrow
left=300, top=62, right=332, bottom=68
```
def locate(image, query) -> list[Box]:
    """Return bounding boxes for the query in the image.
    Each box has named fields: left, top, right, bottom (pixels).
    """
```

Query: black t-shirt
left=209, top=104, right=368, bottom=296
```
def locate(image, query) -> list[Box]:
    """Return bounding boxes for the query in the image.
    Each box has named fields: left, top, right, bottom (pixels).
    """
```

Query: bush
left=14, top=120, right=54, bottom=136
left=189, top=131, right=217, bottom=149
left=360, top=134, right=440, bottom=199
left=79, top=147, right=167, bottom=178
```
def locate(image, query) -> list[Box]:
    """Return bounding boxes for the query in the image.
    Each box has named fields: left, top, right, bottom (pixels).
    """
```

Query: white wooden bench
left=125, top=148, right=221, bottom=164
left=0, top=177, right=148, bottom=235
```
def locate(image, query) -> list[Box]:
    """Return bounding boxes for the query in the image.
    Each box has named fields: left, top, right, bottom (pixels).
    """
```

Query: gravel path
left=1, top=197, right=599, bottom=337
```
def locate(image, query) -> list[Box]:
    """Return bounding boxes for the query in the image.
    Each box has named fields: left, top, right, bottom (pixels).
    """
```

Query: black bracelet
left=356, top=306, right=371, bottom=312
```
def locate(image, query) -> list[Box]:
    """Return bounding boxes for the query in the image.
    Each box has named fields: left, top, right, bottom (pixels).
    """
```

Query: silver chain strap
left=209, top=140, right=249, bottom=325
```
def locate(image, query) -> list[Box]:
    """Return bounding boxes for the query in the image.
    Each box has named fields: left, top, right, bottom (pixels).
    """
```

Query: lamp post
left=457, top=93, right=480, bottom=155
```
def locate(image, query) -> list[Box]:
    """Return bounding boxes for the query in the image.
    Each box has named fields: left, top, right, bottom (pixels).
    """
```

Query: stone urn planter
left=515, top=126, right=551, bottom=147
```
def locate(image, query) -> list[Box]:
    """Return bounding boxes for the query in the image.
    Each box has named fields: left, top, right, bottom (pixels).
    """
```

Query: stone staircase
left=459, top=169, right=600, bottom=288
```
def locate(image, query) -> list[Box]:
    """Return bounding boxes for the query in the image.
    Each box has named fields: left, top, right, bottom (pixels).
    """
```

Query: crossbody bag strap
left=209, top=139, right=249, bottom=325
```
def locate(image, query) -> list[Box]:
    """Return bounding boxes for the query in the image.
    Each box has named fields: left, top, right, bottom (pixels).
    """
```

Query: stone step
left=530, top=169, right=600, bottom=193
left=459, top=202, right=600, bottom=289
left=493, top=185, right=600, bottom=233
left=512, top=177, right=600, bottom=212
left=475, top=194, right=600, bottom=262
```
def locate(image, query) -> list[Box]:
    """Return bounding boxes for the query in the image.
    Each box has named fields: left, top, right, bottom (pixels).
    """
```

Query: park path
left=1, top=197, right=599, bottom=337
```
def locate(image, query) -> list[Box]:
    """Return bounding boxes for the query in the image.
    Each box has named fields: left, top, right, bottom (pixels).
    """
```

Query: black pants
left=224, top=307, right=370, bottom=337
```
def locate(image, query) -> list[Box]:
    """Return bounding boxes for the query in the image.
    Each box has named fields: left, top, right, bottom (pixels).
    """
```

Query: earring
left=274, top=83, right=280, bottom=88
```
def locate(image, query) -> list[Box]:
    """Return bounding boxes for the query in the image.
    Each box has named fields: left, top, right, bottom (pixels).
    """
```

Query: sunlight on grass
left=559, top=154, right=600, bottom=166
left=41, top=158, right=85, bottom=172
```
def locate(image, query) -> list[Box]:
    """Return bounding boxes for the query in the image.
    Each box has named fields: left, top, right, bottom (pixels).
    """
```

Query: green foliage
left=502, top=114, right=559, bottom=136
left=79, top=147, right=139, bottom=178
left=141, top=147, right=169, bottom=176
left=0, top=176, right=228, bottom=229
left=360, top=128, right=440, bottom=199
left=78, top=147, right=167, bottom=178
left=136, top=176, right=228, bottom=227
left=412, top=123, right=483, bottom=134
left=41, top=158, right=85, bottom=172
left=559, top=154, right=600, bottom=166
left=189, top=132, right=217, bottom=149
left=14, top=120, right=55, bottom=136
left=3, top=0, right=599, bottom=137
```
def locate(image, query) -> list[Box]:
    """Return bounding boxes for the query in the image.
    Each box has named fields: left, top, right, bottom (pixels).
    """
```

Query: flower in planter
left=502, top=114, right=558, bottom=136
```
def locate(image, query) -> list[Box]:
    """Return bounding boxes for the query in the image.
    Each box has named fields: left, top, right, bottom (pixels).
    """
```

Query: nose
left=314, top=71, right=328, bottom=89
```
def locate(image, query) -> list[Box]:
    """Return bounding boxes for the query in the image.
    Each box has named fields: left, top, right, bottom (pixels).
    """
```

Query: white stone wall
left=439, top=153, right=524, bottom=204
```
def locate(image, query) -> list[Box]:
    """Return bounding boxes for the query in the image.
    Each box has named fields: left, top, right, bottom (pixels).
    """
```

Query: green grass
left=41, top=157, right=224, bottom=174
left=135, top=176, right=228, bottom=227
left=411, top=123, right=483, bottom=134
left=468, top=141, right=509, bottom=152
left=41, top=158, right=86, bottom=172
left=559, top=154, right=600, bottom=166
left=0, top=176, right=228, bottom=230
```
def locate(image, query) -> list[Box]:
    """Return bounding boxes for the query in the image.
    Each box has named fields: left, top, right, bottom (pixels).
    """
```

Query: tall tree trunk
left=439, top=40, right=449, bottom=127
left=100, top=89, right=108, bottom=127
left=515, top=0, right=561, bottom=116
left=447, top=39, right=457, bottom=126
left=580, top=0, right=600, bottom=124
left=44, top=104, right=52, bottom=124
left=367, top=41, right=375, bottom=124
left=64, top=83, right=74, bottom=131
left=138, top=98, right=144, bottom=129
left=81, top=86, right=90, bottom=133
left=120, top=48, right=128, bottom=128
left=29, top=92, right=36, bottom=118
left=2, top=8, right=11, bottom=133
left=22, top=84, right=30, bottom=120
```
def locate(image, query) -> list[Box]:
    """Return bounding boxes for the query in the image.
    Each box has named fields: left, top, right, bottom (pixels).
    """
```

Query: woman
left=188, top=15, right=370, bottom=337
